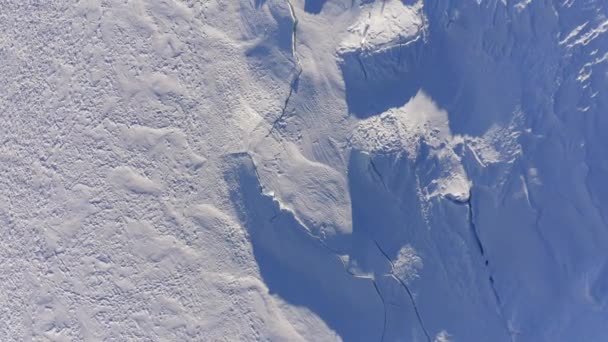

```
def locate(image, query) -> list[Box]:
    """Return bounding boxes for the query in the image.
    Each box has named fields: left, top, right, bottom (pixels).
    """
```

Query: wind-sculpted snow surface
left=1, top=0, right=608, bottom=341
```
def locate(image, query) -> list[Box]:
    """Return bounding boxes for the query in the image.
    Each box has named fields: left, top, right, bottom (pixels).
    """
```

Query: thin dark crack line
left=372, top=240, right=432, bottom=342
left=265, top=68, right=302, bottom=138
left=369, top=159, right=388, bottom=191
left=392, top=274, right=431, bottom=342
left=367, top=158, right=430, bottom=340
left=265, top=0, right=303, bottom=138
left=246, top=153, right=389, bottom=342
left=341, top=267, right=389, bottom=342
left=466, top=192, right=485, bottom=256
left=448, top=190, right=514, bottom=342
left=372, top=280, right=387, bottom=342
left=357, top=53, right=369, bottom=80
left=465, top=192, right=504, bottom=309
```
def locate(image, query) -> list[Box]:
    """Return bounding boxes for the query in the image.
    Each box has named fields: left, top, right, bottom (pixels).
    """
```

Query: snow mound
left=352, top=91, right=470, bottom=201
left=393, top=245, right=423, bottom=284
left=252, top=142, right=353, bottom=251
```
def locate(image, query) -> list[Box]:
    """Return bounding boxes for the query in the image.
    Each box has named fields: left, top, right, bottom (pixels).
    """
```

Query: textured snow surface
left=1, top=0, right=608, bottom=341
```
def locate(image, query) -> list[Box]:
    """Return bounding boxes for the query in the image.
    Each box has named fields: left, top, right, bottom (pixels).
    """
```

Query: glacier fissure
left=266, top=0, right=303, bottom=138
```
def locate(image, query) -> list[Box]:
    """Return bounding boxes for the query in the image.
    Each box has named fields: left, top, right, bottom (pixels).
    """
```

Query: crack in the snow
left=464, top=192, right=504, bottom=309
left=372, top=280, right=387, bottom=342
left=308, top=239, right=390, bottom=342
left=372, top=240, right=432, bottom=342
left=365, top=157, right=430, bottom=341
left=465, top=192, right=485, bottom=257
left=246, top=152, right=387, bottom=341
left=369, top=158, right=389, bottom=191
left=357, top=53, right=369, bottom=80
left=249, top=170, right=387, bottom=340
left=265, top=69, right=301, bottom=138
left=266, top=0, right=303, bottom=138
left=448, top=190, right=514, bottom=342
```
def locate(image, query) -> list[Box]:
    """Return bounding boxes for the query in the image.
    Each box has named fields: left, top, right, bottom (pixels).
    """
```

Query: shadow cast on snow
left=339, top=1, right=522, bottom=137
left=224, top=153, right=384, bottom=342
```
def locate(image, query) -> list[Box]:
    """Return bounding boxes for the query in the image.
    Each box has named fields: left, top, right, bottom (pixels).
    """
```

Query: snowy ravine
left=1, top=0, right=607, bottom=341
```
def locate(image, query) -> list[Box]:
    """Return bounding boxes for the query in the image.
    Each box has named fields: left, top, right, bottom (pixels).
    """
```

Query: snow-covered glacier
left=1, top=0, right=607, bottom=341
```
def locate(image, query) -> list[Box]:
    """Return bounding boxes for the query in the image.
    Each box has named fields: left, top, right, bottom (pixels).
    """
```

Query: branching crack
left=251, top=153, right=389, bottom=342
left=247, top=147, right=431, bottom=341
left=372, top=240, right=432, bottom=342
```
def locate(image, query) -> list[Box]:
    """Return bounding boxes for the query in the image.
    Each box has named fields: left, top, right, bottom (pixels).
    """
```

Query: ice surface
left=1, top=0, right=608, bottom=341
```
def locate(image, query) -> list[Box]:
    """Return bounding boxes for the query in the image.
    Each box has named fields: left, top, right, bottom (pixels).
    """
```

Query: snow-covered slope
left=1, top=0, right=607, bottom=341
